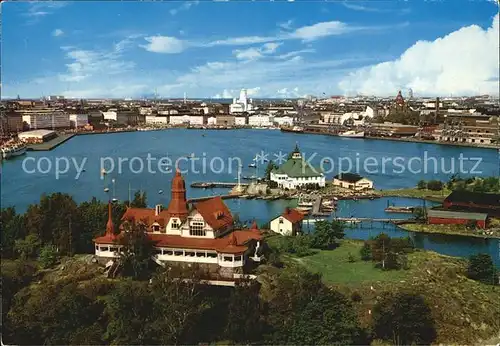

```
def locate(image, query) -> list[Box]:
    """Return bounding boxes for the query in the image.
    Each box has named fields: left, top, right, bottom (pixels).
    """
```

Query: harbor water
left=1, top=129, right=498, bottom=265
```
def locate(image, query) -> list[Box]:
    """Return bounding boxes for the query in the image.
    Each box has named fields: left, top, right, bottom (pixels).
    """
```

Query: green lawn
left=375, top=187, right=450, bottom=202
left=282, top=240, right=408, bottom=285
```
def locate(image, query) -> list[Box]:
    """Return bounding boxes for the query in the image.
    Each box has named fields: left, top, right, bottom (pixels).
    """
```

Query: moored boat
left=339, top=130, right=365, bottom=138
left=281, top=125, right=304, bottom=133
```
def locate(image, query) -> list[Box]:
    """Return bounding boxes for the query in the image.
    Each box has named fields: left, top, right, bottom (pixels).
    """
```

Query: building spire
left=106, top=201, right=115, bottom=237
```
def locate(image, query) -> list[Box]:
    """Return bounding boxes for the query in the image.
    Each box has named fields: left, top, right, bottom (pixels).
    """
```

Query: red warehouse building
left=427, top=209, right=488, bottom=229
left=443, top=191, right=500, bottom=216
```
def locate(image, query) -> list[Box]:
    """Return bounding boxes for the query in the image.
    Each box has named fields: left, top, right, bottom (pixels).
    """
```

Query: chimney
left=155, top=204, right=162, bottom=216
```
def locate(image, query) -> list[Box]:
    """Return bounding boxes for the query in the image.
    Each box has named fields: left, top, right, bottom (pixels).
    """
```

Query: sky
left=1, top=0, right=499, bottom=99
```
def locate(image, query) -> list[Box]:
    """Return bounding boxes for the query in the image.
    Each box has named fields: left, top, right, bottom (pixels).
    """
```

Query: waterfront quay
left=26, top=133, right=75, bottom=151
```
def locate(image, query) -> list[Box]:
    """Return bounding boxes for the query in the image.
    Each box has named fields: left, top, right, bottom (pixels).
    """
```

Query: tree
left=224, top=282, right=265, bottom=343
left=413, top=206, right=426, bottom=221
left=467, top=253, right=497, bottom=285
left=14, top=233, right=42, bottom=259
left=131, top=191, right=147, bottom=208
left=1, top=207, right=27, bottom=258
left=265, top=160, right=278, bottom=181
left=311, top=220, right=345, bottom=250
left=265, top=266, right=368, bottom=345
left=417, top=180, right=427, bottom=190
left=118, top=222, right=154, bottom=280
left=38, top=245, right=59, bottom=268
left=360, top=242, right=372, bottom=261
left=426, top=180, right=444, bottom=191
left=373, top=292, right=437, bottom=345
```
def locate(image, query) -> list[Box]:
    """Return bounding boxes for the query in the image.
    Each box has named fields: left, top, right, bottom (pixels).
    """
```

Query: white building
left=94, top=171, right=264, bottom=280
left=234, top=116, right=247, bottom=126
left=273, top=116, right=294, bottom=127
left=145, top=115, right=168, bottom=124
left=270, top=145, right=326, bottom=189
left=101, top=109, right=117, bottom=121
left=207, top=117, right=217, bottom=125
left=22, top=109, right=70, bottom=129
left=333, top=173, right=374, bottom=191
left=229, top=89, right=254, bottom=114
left=248, top=114, right=273, bottom=127
left=269, top=208, right=304, bottom=236
left=69, top=114, right=89, bottom=128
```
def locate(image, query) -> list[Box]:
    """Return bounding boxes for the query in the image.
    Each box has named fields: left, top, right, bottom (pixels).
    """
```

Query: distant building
left=270, top=144, right=325, bottom=189
left=269, top=208, right=304, bottom=236
left=216, top=115, right=236, bottom=126
left=69, top=113, right=89, bottom=128
left=248, top=114, right=273, bottom=127
left=145, top=115, right=168, bottom=124
left=18, top=129, right=57, bottom=143
left=273, top=116, right=294, bottom=127
left=229, top=89, right=253, bottom=114
left=333, top=173, right=373, bottom=191
left=21, top=109, right=70, bottom=129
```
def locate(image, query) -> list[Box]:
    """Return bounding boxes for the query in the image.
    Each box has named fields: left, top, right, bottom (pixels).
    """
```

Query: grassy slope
left=273, top=239, right=500, bottom=345
left=401, top=223, right=500, bottom=239
left=375, top=187, right=451, bottom=202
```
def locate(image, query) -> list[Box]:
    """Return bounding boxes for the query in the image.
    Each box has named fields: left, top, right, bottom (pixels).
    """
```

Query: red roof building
left=93, top=171, right=264, bottom=272
left=269, top=207, right=304, bottom=236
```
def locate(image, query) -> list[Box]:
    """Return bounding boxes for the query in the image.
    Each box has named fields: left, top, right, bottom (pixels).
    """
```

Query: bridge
left=334, top=217, right=411, bottom=223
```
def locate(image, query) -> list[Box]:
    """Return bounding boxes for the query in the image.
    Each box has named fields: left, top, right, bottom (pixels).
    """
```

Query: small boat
left=104, top=188, right=110, bottom=192
left=339, top=130, right=365, bottom=138
left=112, top=198, right=118, bottom=203
left=302, top=218, right=325, bottom=224
left=281, top=125, right=304, bottom=133
left=248, top=163, right=257, bottom=168
left=298, top=200, right=314, bottom=207
left=158, top=190, right=163, bottom=194
left=296, top=206, right=312, bottom=212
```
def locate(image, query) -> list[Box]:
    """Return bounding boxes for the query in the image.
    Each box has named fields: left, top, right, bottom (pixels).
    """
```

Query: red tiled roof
left=193, top=196, right=233, bottom=231
left=121, top=207, right=172, bottom=227
left=281, top=208, right=305, bottom=223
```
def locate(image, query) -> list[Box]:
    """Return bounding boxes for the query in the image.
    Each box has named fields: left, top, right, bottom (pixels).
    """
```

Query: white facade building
left=269, top=208, right=304, bottom=236
left=69, top=114, right=89, bottom=128
left=273, top=116, right=294, bottom=127
left=248, top=114, right=273, bottom=127
left=145, top=115, right=168, bottom=124
left=22, top=109, right=70, bottom=129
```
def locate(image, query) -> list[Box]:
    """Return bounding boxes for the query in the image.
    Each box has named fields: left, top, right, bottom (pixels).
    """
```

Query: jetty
left=334, top=217, right=408, bottom=223
left=26, top=134, right=75, bottom=151
left=187, top=194, right=241, bottom=202
left=191, top=182, right=249, bottom=189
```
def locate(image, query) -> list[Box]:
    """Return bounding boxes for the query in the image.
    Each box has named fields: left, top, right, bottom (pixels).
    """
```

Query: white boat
left=339, top=130, right=365, bottom=138
left=248, top=163, right=257, bottom=168
left=1, top=142, right=27, bottom=159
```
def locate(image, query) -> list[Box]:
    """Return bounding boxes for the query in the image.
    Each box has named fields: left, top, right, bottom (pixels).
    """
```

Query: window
left=155, top=249, right=163, bottom=255
left=171, top=220, right=180, bottom=229
left=234, top=256, right=242, bottom=261
left=196, top=252, right=206, bottom=257
left=166, top=250, right=173, bottom=256
left=185, top=251, right=195, bottom=257
left=207, top=252, right=217, bottom=258
left=95, top=246, right=99, bottom=251
left=189, top=221, right=206, bottom=236
left=174, top=250, right=183, bottom=256
left=110, top=247, right=118, bottom=253
left=279, top=218, right=284, bottom=224
left=152, top=225, right=160, bottom=232
left=223, top=256, right=233, bottom=262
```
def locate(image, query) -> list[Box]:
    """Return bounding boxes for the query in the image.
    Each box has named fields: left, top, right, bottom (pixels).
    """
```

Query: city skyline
left=1, top=1, right=499, bottom=99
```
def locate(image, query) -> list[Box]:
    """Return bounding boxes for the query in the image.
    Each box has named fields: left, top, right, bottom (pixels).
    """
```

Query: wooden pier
left=191, top=182, right=249, bottom=189
left=187, top=194, right=242, bottom=202
left=334, top=217, right=408, bottom=223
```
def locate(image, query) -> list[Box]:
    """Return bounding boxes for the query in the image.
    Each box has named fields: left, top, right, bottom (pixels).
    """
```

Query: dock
left=187, top=194, right=241, bottom=202
left=191, top=182, right=249, bottom=189
left=26, top=134, right=75, bottom=151
left=334, top=217, right=408, bottom=223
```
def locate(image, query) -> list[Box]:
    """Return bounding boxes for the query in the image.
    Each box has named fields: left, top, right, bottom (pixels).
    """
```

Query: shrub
left=417, top=180, right=427, bottom=190
left=467, top=253, right=497, bottom=285
left=347, top=252, right=356, bottom=263
left=39, top=245, right=59, bottom=269
left=426, top=180, right=443, bottom=191
left=373, top=292, right=437, bottom=345
left=360, top=242, right=372, bottom=261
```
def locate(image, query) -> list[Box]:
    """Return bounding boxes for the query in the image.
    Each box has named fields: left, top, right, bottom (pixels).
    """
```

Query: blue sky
left=1, top=0, right=498, bottom=99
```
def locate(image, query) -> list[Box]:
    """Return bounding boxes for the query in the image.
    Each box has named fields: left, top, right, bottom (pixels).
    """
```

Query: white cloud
left=290, top=21, right=349, bottom=41
left=339, top=14, right=500, bottom=96
left=58, top=41, right=135, bottom=83
left=24, top=2, right=68, bottom=21
left=233, top=42, right=283, bottom=61
left=52, top=29, right=64, bottom=37
left=141, top=36, right=186, bottom=53
left=342, top=2, right=410, bottom=14
left=276, top=49, right=315, bottom=60
left=279, top=19, right=294, bottom=30
left=169, top=1, right=199, bottom=15
left=143, top=20, right=375, bottom=54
